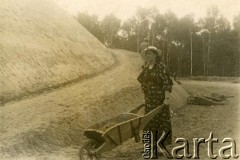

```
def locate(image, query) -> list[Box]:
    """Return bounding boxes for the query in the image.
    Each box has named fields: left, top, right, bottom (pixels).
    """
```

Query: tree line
left=76, top=6, right=240, bottom=77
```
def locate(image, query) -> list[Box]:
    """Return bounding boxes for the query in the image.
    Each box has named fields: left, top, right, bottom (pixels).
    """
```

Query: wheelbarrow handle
left=129, top=104, right=145, bottom=114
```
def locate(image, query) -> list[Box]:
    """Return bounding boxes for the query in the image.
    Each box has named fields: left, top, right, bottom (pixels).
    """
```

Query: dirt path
left=171, top=80, right=240, bottom=160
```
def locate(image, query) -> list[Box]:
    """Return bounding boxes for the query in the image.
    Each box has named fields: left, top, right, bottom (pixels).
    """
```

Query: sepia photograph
left=0, top=0, right=239, bottom=159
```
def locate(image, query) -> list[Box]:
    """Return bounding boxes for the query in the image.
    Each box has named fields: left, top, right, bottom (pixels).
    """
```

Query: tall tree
left=101, top=14, right=121, bottom=47
left=77, top=12, right=103, bottom=42
left=178, top=15, right=195, bottom=76
left=153, top=13, right=167, bottom=63
left=163, top=11, right=178, bottom=69
left=232, top=14, right=240, bottom=76
left=119, top=17, right=138, bottom=51
left=202, top=6, right=220, bottom=76
left=76, top=8, right=239, bottom=77
left=135, top=7, right=159, bottom=51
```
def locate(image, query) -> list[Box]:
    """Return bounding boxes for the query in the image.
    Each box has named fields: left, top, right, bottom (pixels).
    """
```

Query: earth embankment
left=0, top=0, right=115, bottom=104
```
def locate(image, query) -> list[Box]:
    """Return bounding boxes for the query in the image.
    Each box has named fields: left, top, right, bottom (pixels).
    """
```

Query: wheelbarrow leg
left=79, top=140, right=117, bottom=160
left=132, top=127, right=141, bottom=143
left=94, top=141, right=117, bottom=156
left=79, top=139, right=102, bottom=160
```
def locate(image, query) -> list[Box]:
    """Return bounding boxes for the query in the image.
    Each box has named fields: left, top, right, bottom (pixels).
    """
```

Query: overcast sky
left=56, top=0, right=240, bottom=22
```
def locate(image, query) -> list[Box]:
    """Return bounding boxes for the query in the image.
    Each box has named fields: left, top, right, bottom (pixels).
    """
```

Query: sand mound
left=0, top=0, right=114, bottom=104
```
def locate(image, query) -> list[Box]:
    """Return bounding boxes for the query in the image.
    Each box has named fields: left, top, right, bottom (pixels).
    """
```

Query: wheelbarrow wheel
left=79, top=139, right=100, bottom=160
left=187, top=96, right=195, bottom=104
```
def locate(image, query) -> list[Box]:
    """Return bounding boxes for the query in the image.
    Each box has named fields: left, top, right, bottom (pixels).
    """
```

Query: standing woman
left=138, top=46, right=173, bottom=158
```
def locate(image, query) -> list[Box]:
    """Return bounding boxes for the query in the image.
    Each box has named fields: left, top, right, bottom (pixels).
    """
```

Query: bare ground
left=1, top=50, right=239, bottom=160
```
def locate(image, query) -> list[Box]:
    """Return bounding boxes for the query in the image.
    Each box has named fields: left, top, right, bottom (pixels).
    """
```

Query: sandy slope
left=0, top=0, right=114, bottom=104
left=0, top=49, right=189, bottom=159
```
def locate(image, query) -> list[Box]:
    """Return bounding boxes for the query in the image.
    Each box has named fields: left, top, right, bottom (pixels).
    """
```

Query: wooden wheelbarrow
left=79, top=104, right=168, bottom=159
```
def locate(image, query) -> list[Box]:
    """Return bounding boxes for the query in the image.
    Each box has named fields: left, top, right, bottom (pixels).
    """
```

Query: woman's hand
left=164, top=91, right=171, bottom=105
left=164, top=97, right=170, bottom=105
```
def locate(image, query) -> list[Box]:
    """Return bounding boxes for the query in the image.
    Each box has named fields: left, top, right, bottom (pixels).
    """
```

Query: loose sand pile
left=0, top=0, right=114, bottom=104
